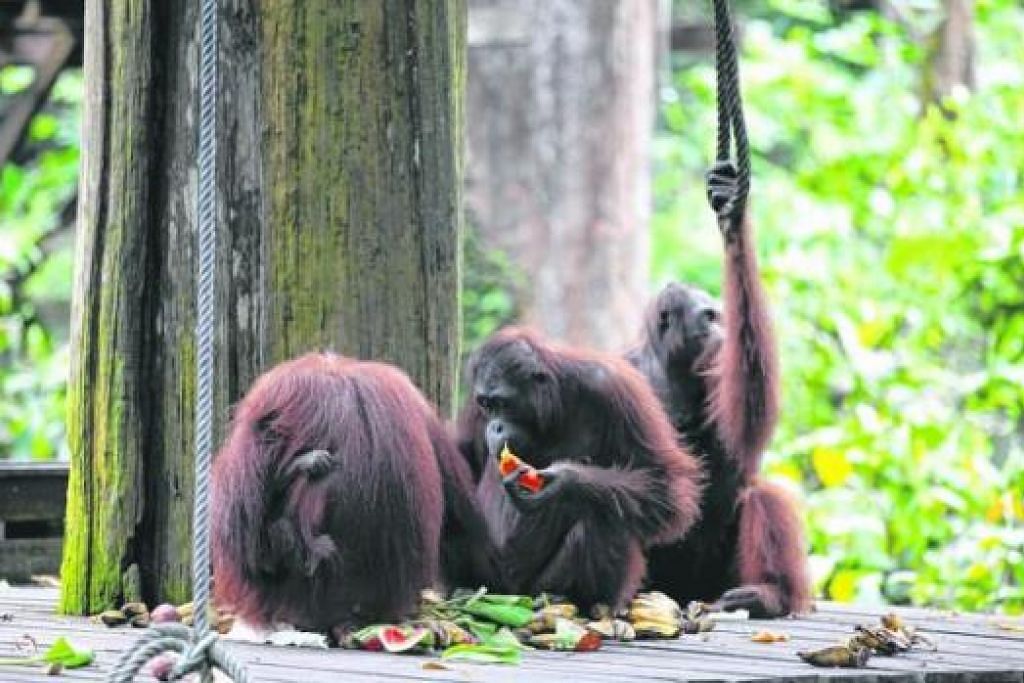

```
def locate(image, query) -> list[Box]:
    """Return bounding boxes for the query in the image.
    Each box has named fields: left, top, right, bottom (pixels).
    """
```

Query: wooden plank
left=0, top=464, right=69, bottom=522
left=808, top=606, right=1024, bottom=644
left=704, top=622, right=1024, bottom=663
left=0, top=617, right=1000, bottom=683
left=2, top=589, right=1024, bottom=683
left=619, top=628, right=1024, bottom=674
left=0, top=539, right=63, bottom=582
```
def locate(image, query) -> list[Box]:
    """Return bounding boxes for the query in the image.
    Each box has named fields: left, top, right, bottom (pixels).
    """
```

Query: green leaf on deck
left=462, top=596, right=535, bottom=627
left=41, top=637, right=95, bottom=668
left=441, top=643, right=522, bottom=665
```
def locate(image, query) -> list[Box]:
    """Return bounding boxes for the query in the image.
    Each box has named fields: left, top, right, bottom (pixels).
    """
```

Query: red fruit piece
left=575, top=630, right=603, bottom=652
left=499, top=446, right=522, bottom=477
left=518, top=468, right=544, bottom=493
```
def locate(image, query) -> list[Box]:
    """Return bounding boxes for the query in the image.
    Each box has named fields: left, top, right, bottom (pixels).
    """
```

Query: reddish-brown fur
left=736, top=479, right=810, bottom=616
left=459, top=327, right=704, bottom=610
left=212, top=353, right=495, bottom=634
left=629, top=201, right=811, bottom=617
left=707, top=213, right=781, bottom=480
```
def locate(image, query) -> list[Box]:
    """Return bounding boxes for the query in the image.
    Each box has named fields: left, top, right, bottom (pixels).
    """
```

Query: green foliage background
left=654, top=0, right=1024, bottom=613
left=0, top=67, right=79, bottom=463
left=2, top=0, right=1022, bottom=614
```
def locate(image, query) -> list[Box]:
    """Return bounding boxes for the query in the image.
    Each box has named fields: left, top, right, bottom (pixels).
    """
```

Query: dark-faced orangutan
left=626, top=161, right=812, bottom=618
left=212, top=353, right=496, bottom=639
left=456, top=328, right=704, bottom=611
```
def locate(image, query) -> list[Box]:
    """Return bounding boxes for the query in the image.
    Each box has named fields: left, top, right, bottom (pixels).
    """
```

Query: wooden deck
left=2, top=587, right=1023, bottom=682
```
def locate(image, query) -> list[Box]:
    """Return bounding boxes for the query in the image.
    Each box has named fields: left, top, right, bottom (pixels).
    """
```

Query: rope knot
left=107, top=623, right=249, bottom=683
left=168, top=632, right=218, bottom=681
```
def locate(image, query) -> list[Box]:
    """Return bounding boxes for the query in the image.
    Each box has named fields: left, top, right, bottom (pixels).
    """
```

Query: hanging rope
left=107, top=0, right=248, bottom=679
left=710, top=0, right=751, bottom=225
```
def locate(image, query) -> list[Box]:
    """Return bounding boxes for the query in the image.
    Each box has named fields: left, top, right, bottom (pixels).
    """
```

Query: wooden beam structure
left=0, top=464, right=67, bottom=581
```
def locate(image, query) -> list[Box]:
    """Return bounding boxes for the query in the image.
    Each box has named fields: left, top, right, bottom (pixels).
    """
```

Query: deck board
left=1, top=587, right=1023, bottom=682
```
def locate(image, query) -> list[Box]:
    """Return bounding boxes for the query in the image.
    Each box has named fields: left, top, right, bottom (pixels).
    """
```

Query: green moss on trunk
left=261, top=0, right=464, bottom=414
left=61, top=0, right=465, bottom=614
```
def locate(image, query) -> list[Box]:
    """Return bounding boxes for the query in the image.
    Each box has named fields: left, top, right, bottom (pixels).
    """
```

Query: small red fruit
left=499, top=446, right=523, bottom=477
left=518, top=468, right=544, bottom=493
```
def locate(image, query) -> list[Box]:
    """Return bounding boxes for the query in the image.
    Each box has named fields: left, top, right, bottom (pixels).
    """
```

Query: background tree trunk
left=924, top=0, right=975, bottom=105
left=465, top=0, right=656, bottom=352
left=60, top=0, right=465, bottom=615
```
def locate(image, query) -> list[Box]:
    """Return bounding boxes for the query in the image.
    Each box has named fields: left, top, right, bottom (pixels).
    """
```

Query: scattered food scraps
left=441, top=643, right=522, bottom=665
left=995, top=621, right=1024, bottom=633
left=586, top=617, right=635, bottom=641
left=849, top=625, right=910, bottom=655
left=681, top=616, right=715, bottom=634
left=852, top=613, right=936, bottom=654
left=0, top=637, right=95, bottom=671
left=265, top=630, right=330, bottom=648
left=528, top=618, right=602, bottom=651
left=99, top=610, right=128, bottom=627
left=628, top=592, right=683, bottom=639
left=799, top=612, right=938, bottom=668
left=797, top=644, right=871, bottom=668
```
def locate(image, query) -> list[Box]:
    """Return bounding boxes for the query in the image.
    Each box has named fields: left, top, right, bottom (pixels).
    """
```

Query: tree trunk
left=924, top=0, right=975, bottom=105
left=465, top=0, right=655, bottom=352
left=60, top=0, right=465, bottom=615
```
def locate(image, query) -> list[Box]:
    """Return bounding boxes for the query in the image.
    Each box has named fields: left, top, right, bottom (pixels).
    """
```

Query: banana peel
left=798, top=645, right=871, bottom=668
left=527, top=603, right=580, bottom=633
left=682, top=616, right=715, bottom=634
left=850, top=625, right=910, bottom=655
left=629, top=592, right=682, bottom=616
left=624, top=592, right=684, bottom=639
left=628, top=606, right=680, bottom=623
left=586, top=617, right=636, bottom=641
left=632, top=619, right=681, bottom=639
left=879, top=613, right=936, bottom=652
left=527, top=618, right=602, bottom=652
left=415, top=620, right=476, bottom=648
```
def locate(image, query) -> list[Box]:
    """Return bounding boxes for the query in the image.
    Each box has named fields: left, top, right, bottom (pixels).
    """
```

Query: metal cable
left=106, top=0, right=248, bottom=679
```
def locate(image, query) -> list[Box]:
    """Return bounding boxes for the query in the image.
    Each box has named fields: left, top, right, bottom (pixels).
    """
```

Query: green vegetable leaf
left=441, top=643, right=522, bottom=665
left=42, top=637, right=95, bottom=668
left=483, top=627, right=530, bottom=651
left=462, top=595, right=535, bottom=627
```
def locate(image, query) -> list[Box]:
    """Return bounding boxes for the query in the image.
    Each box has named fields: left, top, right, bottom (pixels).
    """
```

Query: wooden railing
left=0, top=462, right=68, bottom=581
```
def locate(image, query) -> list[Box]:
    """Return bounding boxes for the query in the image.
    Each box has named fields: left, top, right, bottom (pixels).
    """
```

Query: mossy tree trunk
left=61, top=0, right=465, bottom=615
